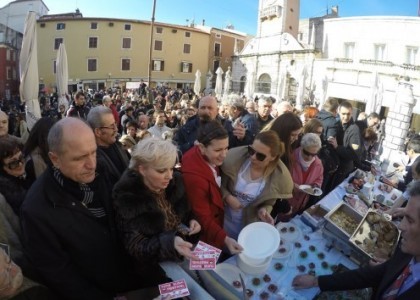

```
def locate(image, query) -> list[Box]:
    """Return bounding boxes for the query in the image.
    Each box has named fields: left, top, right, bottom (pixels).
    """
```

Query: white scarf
left=299, top=149, right=315, bottom=171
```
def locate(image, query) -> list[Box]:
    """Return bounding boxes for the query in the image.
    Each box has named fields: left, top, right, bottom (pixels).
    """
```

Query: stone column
left=380, top=79, right=416, bottom=171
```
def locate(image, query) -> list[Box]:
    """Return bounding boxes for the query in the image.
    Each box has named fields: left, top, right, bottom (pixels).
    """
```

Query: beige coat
left=221, top=146, right=293, bottom=225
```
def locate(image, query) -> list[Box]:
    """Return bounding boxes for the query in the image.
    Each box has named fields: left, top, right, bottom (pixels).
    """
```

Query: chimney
left=202, top=19, right=205, bottom=26
left=331, top=6, right=339, bottom=16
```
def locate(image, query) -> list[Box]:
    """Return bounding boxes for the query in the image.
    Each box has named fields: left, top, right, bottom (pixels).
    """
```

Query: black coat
left=0, top=172, right=29, bottom=216
left=316, top=109, right=340, bottom=141
left=113, top=169, right=194, bottom=264
left=319, top=248, right=420, bottom=299
left=20, top=168, right=151, bottom=300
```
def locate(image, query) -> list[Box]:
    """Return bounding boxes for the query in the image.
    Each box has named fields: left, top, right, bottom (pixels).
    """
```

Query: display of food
left=266, top=284, right=277, bottom=293
left=343, top=194, right=369, bottom=215
left=252, top=277, right=261, bottom=286
left=297, top=265, right=306, bottom=272
left=246, top=289, right=254, bottom=297
left=308, top=262, right=316, bottom=269
left=378, top=183, right=393, bottom=193
left=299, top=250, right=308, bottom=258
left=262, top=274, right=271, bottom=282
left=232, top=280, right=241, bottom=288
left=350, top=210, right=400, bottom=260
left=276, top=222, right=302, bottom=241
left=274, top=262, right=283, bottom=271
left=324, top=203, right=363, bottom=237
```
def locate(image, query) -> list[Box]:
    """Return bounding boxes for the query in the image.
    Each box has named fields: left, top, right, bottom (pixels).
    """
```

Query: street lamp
left=148, top=0, right=157, bottom=102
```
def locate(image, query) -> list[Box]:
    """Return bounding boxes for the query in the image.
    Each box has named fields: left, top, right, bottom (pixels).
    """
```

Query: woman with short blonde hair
left=113, top=137, right=201, bottom=268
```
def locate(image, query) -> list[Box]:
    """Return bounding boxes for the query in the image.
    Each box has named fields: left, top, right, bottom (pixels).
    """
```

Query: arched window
left=239, top=76, right=246, bottom=94
left=257, top=73, right=271, bottom=94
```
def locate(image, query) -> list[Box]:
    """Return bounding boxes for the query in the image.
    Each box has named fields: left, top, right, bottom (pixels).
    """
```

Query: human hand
left=327, top=136, right=337, bottom=149
left=292, top=274, right=318, bottom=289
left=390, top=207, right=405, bottom=219
left=370, top=165, right=377, bottom=176
left=174, top=236, right=197, bottom=260
left=233, top=122, right=246, bottom=140
left=225, top=195, right=243, bottom=210
left=188, top=219, right=201, bottom=235
left=258, top=207, right=274, bottom=225
left=224, top=236, right=243, bottom=254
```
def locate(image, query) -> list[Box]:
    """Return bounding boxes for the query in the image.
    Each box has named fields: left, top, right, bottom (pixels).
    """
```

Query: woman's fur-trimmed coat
left=113, top=169, right=194, bottom=264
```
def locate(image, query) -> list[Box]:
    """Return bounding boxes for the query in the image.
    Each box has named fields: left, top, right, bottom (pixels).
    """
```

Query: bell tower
left=257, top=0, right=300, bottom=38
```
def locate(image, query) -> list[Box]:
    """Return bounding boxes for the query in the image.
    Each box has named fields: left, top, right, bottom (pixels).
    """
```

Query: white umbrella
left=214, top=67, right=224, bottom=100
left=56, top=43, right=69, bottom=111
left=295, top=65, right=307, bottom=110
left=19, top=12, right=41, bottom=130
left=317, top=74, right=328, bottom=109
left=366, top=71, right=381, bottom=115
left=245, top=71, right=255, bottom=99
left=193, top=69, right=201, bottom=96
left=223, top=66, right=232, bottom=95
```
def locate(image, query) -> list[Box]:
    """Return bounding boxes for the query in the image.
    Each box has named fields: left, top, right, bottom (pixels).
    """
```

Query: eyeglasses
left=4, top=154, right=24, bottom=170
left=247, top=146, right=267, bottom=161
left=302, top=148, right=319, bottom=157
left=0, top=250, right=12, bottom=292
left=99, top=123, right=117, bottom=130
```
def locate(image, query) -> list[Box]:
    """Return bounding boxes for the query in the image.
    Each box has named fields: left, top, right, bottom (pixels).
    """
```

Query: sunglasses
left=4, top=154, right=25, bottom=170
left=302, top=148, right=319, bottom=157
left=247, top=146, right=267, bottom=161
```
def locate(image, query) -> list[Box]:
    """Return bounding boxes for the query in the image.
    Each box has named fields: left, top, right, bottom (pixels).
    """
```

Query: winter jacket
left=113, top=169, right=194, bottom=264
left=221, top=146, right=293, bottom=225
left=21, top=168, right=150, bottom=300
left=181, top=145, right=226, bottom=249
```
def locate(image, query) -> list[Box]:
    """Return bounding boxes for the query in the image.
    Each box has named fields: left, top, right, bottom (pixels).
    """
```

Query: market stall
left=191, top=169, right=402, bottom=300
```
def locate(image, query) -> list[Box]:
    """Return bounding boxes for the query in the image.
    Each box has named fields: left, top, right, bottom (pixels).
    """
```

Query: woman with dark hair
left=23, top=117, right=56, bottom=182
left=182, top=120, right=242, bottom=254
left=0, top=137, right=30, bottom=215
left=221, top=130, right=293, bottom=240
left=264, top=112, right=303, bottom=171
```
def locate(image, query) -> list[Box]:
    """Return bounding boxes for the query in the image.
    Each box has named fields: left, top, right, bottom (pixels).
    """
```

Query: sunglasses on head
left=4, top=154, right=24, bottom=170
left=302, top=148, right=319, bottom=157
left=247, top=146, right=267, bottom=161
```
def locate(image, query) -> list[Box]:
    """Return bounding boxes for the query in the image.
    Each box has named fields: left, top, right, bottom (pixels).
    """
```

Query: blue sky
left=1, top=0, right=419, bottom=34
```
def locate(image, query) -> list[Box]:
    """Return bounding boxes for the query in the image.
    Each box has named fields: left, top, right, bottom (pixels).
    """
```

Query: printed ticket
left=158, top=279, right=190, bottom=299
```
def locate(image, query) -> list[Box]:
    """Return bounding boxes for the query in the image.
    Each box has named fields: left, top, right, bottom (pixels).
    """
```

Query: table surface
left=219, top=217, right=358, bottom=300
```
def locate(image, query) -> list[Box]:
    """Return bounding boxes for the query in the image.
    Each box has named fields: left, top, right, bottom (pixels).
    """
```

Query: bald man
left=0, top=111, right=21, bottom=143
left=21, top=118, right=166, bottom=300
left=175, top=95, right=221, bottom=153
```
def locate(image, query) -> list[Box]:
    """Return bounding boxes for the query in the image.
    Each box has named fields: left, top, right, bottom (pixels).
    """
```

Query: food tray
left=302, top=204, right=328, bottom=229
left=323, top=202, right=363, bottom=241
left=349, top=209, right=400, bottom=260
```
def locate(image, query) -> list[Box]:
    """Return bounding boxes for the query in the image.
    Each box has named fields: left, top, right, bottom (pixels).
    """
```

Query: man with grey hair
left=255, top=96, right=273, bottom=132
left=102, top=95, right=119, bottom=125
left=21, top=118, right=163, bottom=299
left=87, top=106, right=129, bottom=185
left=293, top=179, right=420, bottom=298
left=224, top=94, right=258, bottom=148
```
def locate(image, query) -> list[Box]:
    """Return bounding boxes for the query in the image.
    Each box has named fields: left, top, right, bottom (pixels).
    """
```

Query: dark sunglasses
left=302, top=148, right=319, bottom=157
left=4, top=154, right=24, bottom=170
left=247, top=146, right=267, bottom=161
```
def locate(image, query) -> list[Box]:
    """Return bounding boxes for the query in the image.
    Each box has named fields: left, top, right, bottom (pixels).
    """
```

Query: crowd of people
left=0, top=84, right=419, bottom=299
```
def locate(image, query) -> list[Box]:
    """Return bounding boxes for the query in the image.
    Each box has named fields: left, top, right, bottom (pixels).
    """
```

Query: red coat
left=181, top=146, right=226, bottom=249
left=290, top=147, right=324, bottom=215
